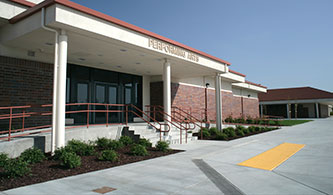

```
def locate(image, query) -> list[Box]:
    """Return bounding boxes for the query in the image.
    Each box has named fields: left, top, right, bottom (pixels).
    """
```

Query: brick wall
left=0, top=56, right=53, bottom=130
left=150, top=81, right=260, bottom=122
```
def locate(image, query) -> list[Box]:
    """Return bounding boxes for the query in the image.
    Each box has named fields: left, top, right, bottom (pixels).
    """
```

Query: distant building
left=258, top=87, right=333, bottom=118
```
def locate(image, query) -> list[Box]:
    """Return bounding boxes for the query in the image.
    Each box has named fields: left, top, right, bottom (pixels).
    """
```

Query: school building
left=0, top=0, right=267, bottom=152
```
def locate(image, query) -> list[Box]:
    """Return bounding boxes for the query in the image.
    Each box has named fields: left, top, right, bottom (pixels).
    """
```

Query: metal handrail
left=0, top=103, right=170, bottom=141
left=146, top=105, right=193, bottom=144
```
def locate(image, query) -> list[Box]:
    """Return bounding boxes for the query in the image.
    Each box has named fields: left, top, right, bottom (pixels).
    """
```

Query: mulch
left=0, top=146, right=182, bottom=191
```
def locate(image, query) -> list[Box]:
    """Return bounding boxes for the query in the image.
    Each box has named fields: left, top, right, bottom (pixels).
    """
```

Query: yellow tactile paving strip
left=238, top=143, right=305, bottom=171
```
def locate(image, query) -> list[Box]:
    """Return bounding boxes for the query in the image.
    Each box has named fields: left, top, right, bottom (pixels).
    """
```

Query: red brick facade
left=150, top=82, right=260, bottom=121
left=0, top=56, right=53, bottom=129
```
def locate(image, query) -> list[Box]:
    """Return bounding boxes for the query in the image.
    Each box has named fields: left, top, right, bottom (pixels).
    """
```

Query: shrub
left=248, top=126, right=256, bottom=133
left=0, top=153, right=9, bottom=167
left=19, top=148, right=45, bottom=164
left=67, top=140, right=95, bottom=156
left=60, top=152, right=81, bottom=169
left=255, top=126, right=261, bottom=132
left=209, top=127, right=219, bottom=136
left=130, top=144, right=148, bottom=156
left=54, top=146, right=72, bottom=160
left=224, top=116, right=233, bottom=123
left=95, top=137, right=110, bottom=150
left=108, top=140, right=124, bottom=150
left=268, top=120, right=276, bottom=126
left=138, top=138, right=152, bottom=148
left=98, top=150, right=118, bottom=162
left=3, top=159, right=31, bottom=178
left=223, top=127, right=236, bottom=137
left=155, top=141, right=170, bottom=152
left=235, top=126, right=245, bottom=137
left=246, top=117, right=254, bottom=124
left=242, top=127, right=250, bottom=135
left=119, top=136, right=134, bottom=146
left=201, top=128, right=211, bottom=138
left=274, top=120, right=280, bottom=126
left=216, top=133, right=228, bottom=140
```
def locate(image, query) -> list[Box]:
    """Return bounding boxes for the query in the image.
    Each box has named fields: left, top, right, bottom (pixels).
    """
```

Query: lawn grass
left=278, top=120, right=312, bottom=126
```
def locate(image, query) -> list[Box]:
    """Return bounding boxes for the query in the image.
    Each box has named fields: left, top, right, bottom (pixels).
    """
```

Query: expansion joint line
left=273, top=171, right=330, bottom=195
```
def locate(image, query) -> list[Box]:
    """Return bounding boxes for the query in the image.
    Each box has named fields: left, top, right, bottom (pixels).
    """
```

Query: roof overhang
left=0, top=1, right=231, bottom=78
left=232, top=82, right=267, bottom=93
left=260, top=98, right=333, bottom=105
left=220, top=71, right=245, bottom=83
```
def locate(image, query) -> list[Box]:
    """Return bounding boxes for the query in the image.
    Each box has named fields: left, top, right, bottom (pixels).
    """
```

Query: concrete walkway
left=2, top=118, right=333, bottom=194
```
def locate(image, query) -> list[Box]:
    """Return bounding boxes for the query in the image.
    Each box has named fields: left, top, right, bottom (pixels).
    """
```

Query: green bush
left=0, top=153, right=9, bottom=167
left=3, top=159, right=31, bottom=178
left=60, top=152, right=81, bottom=169
left=130, top=144, right=148, bottom=156
left=224, top=116, right=234, bottom=123
left=54, top=146, right=72, bottom=160
left=268, top=120, right=276, bottom=126
left=19, top=148, right=45, bottom=164
left=274, top=120, right=280, bottom=126
left=248, top=126, right=256, bottom=133
left=155, top=141, right=170, bottom=152
left=242, top=127, right=250, bottom=135
left=255, top=126, right=261, bottom=132
left=138, top=138, right=152, bottom=148
left=67, top=140, right=95, bottom=156
left=209, top=127, right=219, bottom=136
left=235, top=126, right=245, bottom=137
left=223, top=127, right=236, bottom=137
left=98, top=150, right=118, bottom=162
left=95, top=137, right=110, bottom=150
left=108, top=140, right=124, bottom=150
left=119, top=136, right=134, bottom=146
left=216, top=133, right=228, bottom=140
left=201, top=128, right=211, bottom=138
left=246, top=118, right=254, bottom=124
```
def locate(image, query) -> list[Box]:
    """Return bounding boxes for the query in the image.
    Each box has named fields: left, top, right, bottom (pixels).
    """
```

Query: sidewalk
left=2, top=118, right=333, bottom=194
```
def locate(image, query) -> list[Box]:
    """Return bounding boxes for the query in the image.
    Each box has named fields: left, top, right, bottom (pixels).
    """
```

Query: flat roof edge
left=9, top=0, right=231, bottom=66
left=8, top=0, right=35, bottom=7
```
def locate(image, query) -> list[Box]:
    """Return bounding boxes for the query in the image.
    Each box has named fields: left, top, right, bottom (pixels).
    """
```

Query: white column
left=315, top=103, right=319, bottom=118
left=286, top=104, right=290, bottom=119
left=142, top=75, right=150, bottom=120
left=215, top=74, right=222, bottom=131
left=55, top=30, right=68, bottom=148
left=163, top=59, right=171, bottom=132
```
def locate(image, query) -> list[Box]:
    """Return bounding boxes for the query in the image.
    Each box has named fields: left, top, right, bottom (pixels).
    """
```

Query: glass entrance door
left=94, top=83, right=120, bottom=124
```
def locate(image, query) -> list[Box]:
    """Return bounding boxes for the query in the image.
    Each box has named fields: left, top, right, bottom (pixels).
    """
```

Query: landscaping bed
left=224, top=116, right=311, bottom=126
left=0, top=137, right=181, bottom=191
left=194, top=126, right=280, bottom=141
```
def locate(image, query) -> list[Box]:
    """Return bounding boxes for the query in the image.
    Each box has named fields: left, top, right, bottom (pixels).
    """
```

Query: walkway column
left=215, top=74, right=222, bottom=131
left=55, top=30, right=68, bottom=148
left=163, top=59, right=171, bottom=132
left=315, top=103, right=319, bottom=118
left=286, top=104, right=290, bottom=119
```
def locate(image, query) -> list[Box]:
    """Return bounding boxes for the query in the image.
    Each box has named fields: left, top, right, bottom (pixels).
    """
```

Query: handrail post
left=180, top=128, right=182, bottom=144
left=22, top=109, right=25, bottom=132
left=126, top=105, right=128, bottom=126
left=153, top=106, right=156, bottom=121
left=8, top=108, right=12, bottom=141
left=87, top=104, right=90, bottom=128
left=106, top=105, right=108, bottom=127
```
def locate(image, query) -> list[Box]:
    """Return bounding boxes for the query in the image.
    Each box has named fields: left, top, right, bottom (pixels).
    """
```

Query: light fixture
left=78, top=58, right=85, bottom=61
left=97, top=54, right=103, bottom=57
left=120, top=49, right=127, bottom=52
left=45, top=42, right=53, bottom=46
left=136, top=62, right=141, bottom=65
left=116, top=65, right=122, bottom=68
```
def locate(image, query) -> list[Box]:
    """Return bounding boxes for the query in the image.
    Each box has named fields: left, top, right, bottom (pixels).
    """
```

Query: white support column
left=55, top=30, right=68, bottom=149
left=286, top=104, right=290, bottom=119
left=163, top=59, right=171, bottom=132
left=315, top=103, right=319, bottom=118
left=142, top=75, right=150, bottom=120
left=215, top=74, right=222, bottom=131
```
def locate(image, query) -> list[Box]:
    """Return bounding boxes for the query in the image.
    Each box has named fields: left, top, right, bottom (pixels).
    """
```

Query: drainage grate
left=93, top=186, right=116, bottom=194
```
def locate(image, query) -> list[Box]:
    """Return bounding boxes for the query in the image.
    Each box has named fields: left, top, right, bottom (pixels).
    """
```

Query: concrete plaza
left=2, top=118, right=333, bottom=194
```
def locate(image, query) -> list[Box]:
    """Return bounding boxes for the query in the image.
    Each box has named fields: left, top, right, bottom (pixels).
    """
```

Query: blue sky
left=72, top=0, right=333, bottom=92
